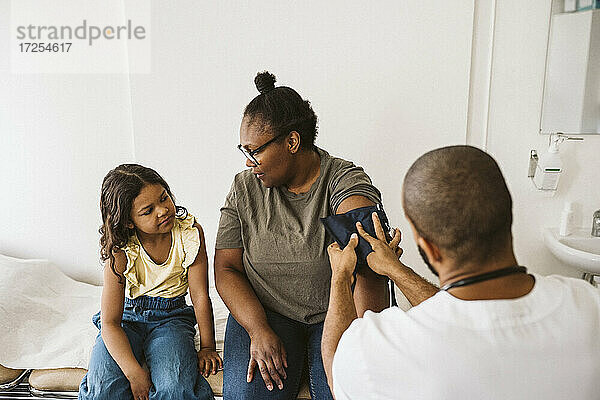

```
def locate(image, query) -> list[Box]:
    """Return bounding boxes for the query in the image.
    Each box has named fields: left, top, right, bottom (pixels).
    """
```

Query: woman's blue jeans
left=78, top=295, right=214, bottom=400
left=223, top=310, right=333, bottom=400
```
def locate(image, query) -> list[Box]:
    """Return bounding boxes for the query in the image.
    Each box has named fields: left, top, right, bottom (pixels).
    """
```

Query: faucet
left=593, top=210, right=600, bottom=237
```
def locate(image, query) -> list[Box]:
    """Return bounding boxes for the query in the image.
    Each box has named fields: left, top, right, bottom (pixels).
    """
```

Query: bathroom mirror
left=539, top=0, right=600, bottom=135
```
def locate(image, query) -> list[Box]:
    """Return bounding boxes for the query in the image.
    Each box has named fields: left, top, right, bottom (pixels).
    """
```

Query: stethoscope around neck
left=440, top=265, right=528, bottom=292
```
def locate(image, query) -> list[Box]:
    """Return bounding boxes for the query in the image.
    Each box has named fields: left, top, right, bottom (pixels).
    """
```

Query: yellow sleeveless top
left=122, top=214, right=200, bottom=299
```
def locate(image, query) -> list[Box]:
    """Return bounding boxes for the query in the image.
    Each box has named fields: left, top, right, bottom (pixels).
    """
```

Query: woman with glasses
left=215, top=71, right=389, bottom=400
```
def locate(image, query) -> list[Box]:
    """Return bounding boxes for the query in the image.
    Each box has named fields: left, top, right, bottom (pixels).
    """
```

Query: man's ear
left=288, top=131, right=301, bottom=154
left=416, top=236, right=442, bottom=263
left=405, top=215, right=443, bottom=262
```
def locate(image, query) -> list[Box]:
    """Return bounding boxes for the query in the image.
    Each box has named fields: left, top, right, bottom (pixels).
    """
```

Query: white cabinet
left=541, top=10, right=600, bottom=134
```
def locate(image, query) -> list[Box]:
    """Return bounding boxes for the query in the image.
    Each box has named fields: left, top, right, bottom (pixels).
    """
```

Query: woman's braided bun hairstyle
left=244, top=71, right=318, bottom=150
left=254, top=71, right=276, bottom=94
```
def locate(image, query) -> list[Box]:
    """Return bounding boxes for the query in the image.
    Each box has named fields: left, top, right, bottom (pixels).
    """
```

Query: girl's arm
left=188, top=223, right=222, bottom=377
left=100, top=251, right=151, bottom=398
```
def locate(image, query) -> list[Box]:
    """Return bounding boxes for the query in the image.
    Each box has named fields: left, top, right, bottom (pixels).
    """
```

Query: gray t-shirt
left=216, top=147, right=382, bottom=324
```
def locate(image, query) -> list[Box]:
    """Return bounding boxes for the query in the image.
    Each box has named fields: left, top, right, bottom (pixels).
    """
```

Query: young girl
left=79, top=164, right=222, bottom=400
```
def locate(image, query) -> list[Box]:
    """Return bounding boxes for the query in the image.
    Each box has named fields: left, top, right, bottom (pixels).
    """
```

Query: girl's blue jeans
left=78, top=295, right=214, bottom=400
left=223, top=310, right=333, bottom=400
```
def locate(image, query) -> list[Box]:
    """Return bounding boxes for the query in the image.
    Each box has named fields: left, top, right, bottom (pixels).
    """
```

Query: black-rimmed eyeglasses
left=237, top=132, right=287, bottom=165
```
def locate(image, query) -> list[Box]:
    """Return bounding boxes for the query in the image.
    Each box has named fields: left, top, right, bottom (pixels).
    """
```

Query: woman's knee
left=306, top=323, right=333, bottom=400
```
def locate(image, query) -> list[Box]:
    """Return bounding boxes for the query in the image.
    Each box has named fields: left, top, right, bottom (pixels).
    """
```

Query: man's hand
left=327, top=233, right=359, bottom=281
left=197, top=348, right=223, bottom=378
left=323, top=234, right=361, bottom=396
left=356, top=212, right=404, bottom=277
left=128, top=367, right=152, bottom=400
left=247, top=328, right=288, bottom=391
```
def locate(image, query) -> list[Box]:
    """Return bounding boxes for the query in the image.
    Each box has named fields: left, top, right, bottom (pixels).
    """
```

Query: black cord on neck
left=440, top=265, right=528, bottom=291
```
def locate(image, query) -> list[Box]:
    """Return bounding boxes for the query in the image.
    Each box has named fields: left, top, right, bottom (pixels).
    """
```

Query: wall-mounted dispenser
left=529, top=133, right=583, bottom=195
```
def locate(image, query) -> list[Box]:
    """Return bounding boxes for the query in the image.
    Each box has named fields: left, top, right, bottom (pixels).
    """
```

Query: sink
left=543, top=228, right=600, bottom=274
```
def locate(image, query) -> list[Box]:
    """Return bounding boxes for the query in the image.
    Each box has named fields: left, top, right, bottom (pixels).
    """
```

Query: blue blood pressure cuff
left=321, top=204, right=397, bottom=307
left=321, top=204, right=392, bottom=263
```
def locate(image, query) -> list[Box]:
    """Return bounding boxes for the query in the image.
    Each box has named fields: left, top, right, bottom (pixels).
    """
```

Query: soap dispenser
left=559, top=201, right=574, bottom=237
left=533, top=136, right=563, bottom=191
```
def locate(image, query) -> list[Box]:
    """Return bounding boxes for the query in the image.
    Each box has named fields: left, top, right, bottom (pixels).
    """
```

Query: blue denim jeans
left=78, top=295, right=214, bottom=400
left=223, top=310, right=333, bottom=400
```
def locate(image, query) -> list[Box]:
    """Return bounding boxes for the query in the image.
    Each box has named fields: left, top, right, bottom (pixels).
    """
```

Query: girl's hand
left=197, top=348, right=223, bottom=378
left=128, top=367, right=152, bottom=400
left=356, top=213, right=404, bottom=277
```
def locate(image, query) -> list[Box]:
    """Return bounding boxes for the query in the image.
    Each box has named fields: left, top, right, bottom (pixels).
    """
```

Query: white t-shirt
left=332, top=274, right=600, bottom=400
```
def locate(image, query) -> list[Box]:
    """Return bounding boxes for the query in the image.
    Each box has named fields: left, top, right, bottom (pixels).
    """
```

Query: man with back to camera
left=321, top=145, right=600, bottom=400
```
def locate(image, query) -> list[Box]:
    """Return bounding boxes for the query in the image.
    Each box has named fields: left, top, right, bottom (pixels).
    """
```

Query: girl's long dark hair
left=99, top=164, right=186, bottom=282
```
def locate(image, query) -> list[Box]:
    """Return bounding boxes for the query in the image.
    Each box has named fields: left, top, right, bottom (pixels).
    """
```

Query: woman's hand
left=327, top=233, right=359, bottom=281
left=247, top=328, right=288, bottom=391
left=128, top=367, right=152, bottom=400
left=356, top=212, right=404, bottom=277
left=197, top=348, right=223, bottom=378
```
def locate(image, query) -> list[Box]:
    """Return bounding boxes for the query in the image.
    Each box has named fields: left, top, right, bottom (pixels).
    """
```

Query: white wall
left=486, top=0, right=600, bottom=277
left=129, top=0, right=474, bottom=288
left=3, top=0, right=595, bottom=288
left=0, top=1, right=135, bottom=284
left=0, top=0, right=474, bottom=285
left=2, top=0, right=476, bottom=286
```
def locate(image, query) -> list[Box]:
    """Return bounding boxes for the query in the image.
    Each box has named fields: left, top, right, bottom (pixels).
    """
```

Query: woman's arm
left=188, top=223, right=222, bottom=377
left=100, top=251, right=151, bottom=399
left=214, top=248, right=268, bottom=338
left=336, top=195, right=389, bottom=315
left=214, top=248, right=288, bottom=391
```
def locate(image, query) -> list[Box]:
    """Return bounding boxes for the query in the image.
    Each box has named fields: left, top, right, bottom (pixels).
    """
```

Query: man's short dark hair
left=402, top=145, right=513, bottom=266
